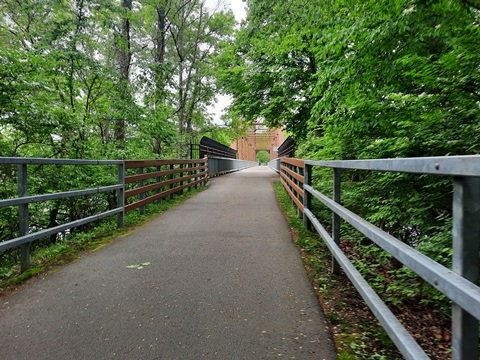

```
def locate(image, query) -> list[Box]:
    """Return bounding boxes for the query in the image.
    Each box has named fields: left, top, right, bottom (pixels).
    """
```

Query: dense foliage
left=1, top=0, right=477, bottom=356
left=220, top=0, right=479, bottom=355
left=221, top=0, right=479, bottom=257
left=0, top=0, right=235, bottom=160
left=256, top=150, right=269, bottom=163
left=222, top=0, right=480, bottom=157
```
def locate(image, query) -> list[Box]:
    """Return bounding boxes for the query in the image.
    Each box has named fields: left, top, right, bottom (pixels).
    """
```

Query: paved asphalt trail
left=0, top=166, right=336, bottom=360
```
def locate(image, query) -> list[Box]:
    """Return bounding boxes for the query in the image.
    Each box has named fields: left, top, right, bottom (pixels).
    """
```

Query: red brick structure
left=230, top=123, right=285, bottom=161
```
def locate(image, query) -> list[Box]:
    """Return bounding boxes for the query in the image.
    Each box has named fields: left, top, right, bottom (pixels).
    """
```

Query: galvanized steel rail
left=0, top=157, right=125, bottom=272
left=276, top=155, right=480, bottom=360
left=207, top=156, right=258, bottom=176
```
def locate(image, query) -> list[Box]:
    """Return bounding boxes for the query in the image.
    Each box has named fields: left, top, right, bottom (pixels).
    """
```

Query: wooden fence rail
left=124, top=158, right=208, bottom=213
left=279, top=158, right=305, bottom=216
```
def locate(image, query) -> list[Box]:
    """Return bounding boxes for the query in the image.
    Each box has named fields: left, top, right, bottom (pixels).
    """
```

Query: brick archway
left=230, top=123, right=285, bottom=161
left=255, top=149, right=271, bottom=163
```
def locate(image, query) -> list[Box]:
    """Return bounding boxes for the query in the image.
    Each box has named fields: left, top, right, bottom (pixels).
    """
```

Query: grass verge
left=0, top=187, right=207, bottom=297
left=273, top=181, right=401, bottom=360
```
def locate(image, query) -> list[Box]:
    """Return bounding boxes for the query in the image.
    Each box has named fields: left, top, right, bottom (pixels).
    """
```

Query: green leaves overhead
left=219, top=0, right=320, bottom=137
left=0, top=0, right=237, bottom=247
left=0, top=0, right=236, bottom=160
left=220, top=0, right=480, bottom=259
left=222, top=0, right=480, bottom=157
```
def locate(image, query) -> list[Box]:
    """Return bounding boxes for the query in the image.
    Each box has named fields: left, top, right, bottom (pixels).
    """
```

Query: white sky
left=206, top=0, right=247, bottom=124
left=229, top=0, right=247, bottom=23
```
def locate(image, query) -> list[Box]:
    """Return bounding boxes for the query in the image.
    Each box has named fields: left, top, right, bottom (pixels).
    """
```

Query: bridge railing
left=267, top=157, right=280, bottom=173
left=280, top=155, right=480, bottom=360
left=0, top=157, right=125, bottom=272
left=124, top=158, right=208, bottom=214
left=208, top=156, right=258, bottom=176
left=279, top=158, right=305, bottom=216
left=0, top=155, right=255, bottom=273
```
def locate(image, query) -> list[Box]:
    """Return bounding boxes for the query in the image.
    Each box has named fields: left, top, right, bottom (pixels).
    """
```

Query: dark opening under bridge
left=0, top=155, right=479, bottom=360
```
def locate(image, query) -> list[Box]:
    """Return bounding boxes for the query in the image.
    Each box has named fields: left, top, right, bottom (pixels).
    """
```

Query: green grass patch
left=1, top=186, right=207, bottom=290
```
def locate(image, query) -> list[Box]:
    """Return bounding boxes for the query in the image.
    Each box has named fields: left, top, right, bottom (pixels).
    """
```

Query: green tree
left=222, top=0, right=480, bottom=245
left=218, top=0, right=319, bottom=138
left=256, top=150, right=269, bottom=164
left=220, top=0, right=480, bottom=332
left=0, top=0, right=237, bottom=246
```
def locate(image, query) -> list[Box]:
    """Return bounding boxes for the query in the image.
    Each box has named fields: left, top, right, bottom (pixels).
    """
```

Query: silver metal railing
left=207, top=156, right=258, bottom=176
left=0, top=157, right=125, bottom=272
left=0, top=155, right=257, bottom=272
left=267, top=157, right=281, bottom=173
left=300, top=155, right=480, bottom=360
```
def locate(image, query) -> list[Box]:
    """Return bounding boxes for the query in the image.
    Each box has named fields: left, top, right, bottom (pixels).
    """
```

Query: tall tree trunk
left=178, top=1, right=204, bottom=137
left=115, top=0, right=132, bottom=146
left=154, top=5, right=168, bottom=107
left=178, top=60, right=185, bottom=137
left=177, top=15, right=185, bottom=138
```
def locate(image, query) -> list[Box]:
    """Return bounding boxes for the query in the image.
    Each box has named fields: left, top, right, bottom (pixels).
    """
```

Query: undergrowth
left=0, top=187, right=206, bottom=293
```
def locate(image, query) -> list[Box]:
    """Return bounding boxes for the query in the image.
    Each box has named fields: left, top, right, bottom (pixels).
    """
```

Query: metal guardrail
left=279, top=155, right=480, bottom=360
left=0, top=157, right=125, bottom=272
left=208, top=156, right=258, bottom=176
left=267, top=157, right=280, bottom=173
left=0, top=156, right=253, bottom=273
left=190, top=136, right=238, bottom=160
left=199, top=136, right=237, bottom=159
left=277, top=136, right=296, bottom=158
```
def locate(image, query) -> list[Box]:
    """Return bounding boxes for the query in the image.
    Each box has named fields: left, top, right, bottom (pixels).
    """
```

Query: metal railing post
left=139, top=167, right=145, bottom=215
left=156, top=166, right=162, bottom=204
left=204, top=157, right=208, bottom=185
left=332, top=168, right=342, bottom=274
left=452, top=176, right=480, bottom=360
left=18, top=164, right=30, bottom=271
left=117, top=163, right=125, bottom=227
left=297, top=165, right=303, bottom=218
left=303, top=164, right=312, bottom=229
left=169, top=164, right=175, bottom=200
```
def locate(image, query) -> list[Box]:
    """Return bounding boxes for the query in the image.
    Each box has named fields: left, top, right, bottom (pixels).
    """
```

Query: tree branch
left=461, top=0, right=480, bottom=11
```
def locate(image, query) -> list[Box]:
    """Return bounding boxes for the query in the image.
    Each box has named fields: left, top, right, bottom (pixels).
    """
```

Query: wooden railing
left=124, top=158, right=208, bottom=213
left=279, top=158, right=305, bottom=215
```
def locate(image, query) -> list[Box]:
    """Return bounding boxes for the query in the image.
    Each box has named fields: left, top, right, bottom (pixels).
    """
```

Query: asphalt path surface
left=0, top=166, right=336, bottom=360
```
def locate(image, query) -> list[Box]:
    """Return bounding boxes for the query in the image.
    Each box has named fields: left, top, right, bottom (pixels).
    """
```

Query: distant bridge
left=230, top=123, right=285, bottom=161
